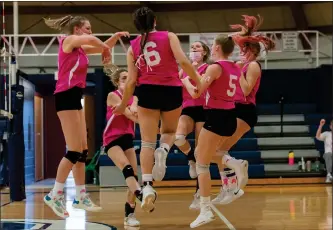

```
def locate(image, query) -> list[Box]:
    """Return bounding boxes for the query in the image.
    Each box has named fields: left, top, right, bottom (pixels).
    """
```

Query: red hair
left=230, top=15, right=263, bottom=36
left=230, top=15, right=275, bottom=61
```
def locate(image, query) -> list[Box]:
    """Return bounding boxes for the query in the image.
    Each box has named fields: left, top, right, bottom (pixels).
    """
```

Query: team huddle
left=43, top=6, right=275, bottom=229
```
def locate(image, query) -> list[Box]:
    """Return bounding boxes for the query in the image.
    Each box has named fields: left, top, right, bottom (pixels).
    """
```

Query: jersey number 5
left=143, top=41, right=161, bottom=67
left=227, top=74, right=237, bottom=97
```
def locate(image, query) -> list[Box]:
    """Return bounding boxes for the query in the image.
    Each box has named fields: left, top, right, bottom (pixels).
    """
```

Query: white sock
left=222, top=155, right=233, bottom=165
left=220, top=171, right=228, bottom=188
left=142, top=174, right=153, bottom=183
left=160, top=143, right=170, bottom=153
left=225, top=169, right=237, bottom=191
left=52, top=181, right=65, bottom=197
left=200, top=196, right=210, bottom=211
left=76, top=185, right=86, bottom=197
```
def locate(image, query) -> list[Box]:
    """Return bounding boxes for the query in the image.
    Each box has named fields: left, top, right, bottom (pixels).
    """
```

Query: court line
left=210, top=204, right=236, bottom=230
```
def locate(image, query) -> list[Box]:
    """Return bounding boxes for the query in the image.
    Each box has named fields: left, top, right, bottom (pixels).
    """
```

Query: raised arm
left=82, top=32, right=130, bottom=54
left=62, top=35, right=109, bottom=53
left=113, top=47, right=138, bottom=115
left=168, top=32, right=201, bottom=86
left=316, top=119, right=326, bottom=141
left=239, top=61, right=261, bottom=96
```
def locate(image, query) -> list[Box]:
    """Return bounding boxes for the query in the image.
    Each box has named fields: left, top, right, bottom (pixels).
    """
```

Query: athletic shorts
left=181, top=106, right=206, bottom=123
left=203, top=109, right=237, bottom=137
left=235, top=103, right=258, bottom=128
left=104, top=134, right=134, bottom=153
left=136, top=84, right=182, bottom=111
left=54, top=87, right=83, bottom=112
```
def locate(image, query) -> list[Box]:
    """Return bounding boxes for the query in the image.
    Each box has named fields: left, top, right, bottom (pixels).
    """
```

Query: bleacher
left=99, top=102, right=330, bottom=186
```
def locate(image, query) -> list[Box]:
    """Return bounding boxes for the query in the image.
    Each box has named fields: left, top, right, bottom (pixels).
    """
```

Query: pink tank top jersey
left=54, top=37, right=89, bottom=94
left=130, top=31, right=181, bottom=87
left=205, top=60, right=241, bottom=110
left=240, top=61, right=262, bottom=105
left=182, top=63, right=208, bottom=108
left=103, top=91, right=135, bottom=146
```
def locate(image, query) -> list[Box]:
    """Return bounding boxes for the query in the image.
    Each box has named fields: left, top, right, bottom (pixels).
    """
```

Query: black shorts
left=181, top=106, right=206, bottom=123
left=104, top=134, right=134, bottom=153
left=235, top=103, right=257, bottom=128
left=203, top=109, right=237, bottom=137
left=54, top=87, right=83, bottom=112
left=136, top=84, right=182, bottom=111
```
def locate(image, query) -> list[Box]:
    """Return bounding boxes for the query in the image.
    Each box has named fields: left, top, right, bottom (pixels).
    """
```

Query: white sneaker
left=189, top=161, right=198, bottom=179
left=190, top=205, right=215, bottom=228
left=124, top=213, right=140, bottom=227
left=72, top=193, right=102, bottom=212
left=211, top=187, right=228, bottom=205
left=219, top=189, right=244, bottom=205
left=152, top=147, right=168, bottom=181
left=189, top=191, right=200, bottom=210
left=226, top=159, right=248, bottom=190
left=44, top=192, right=69, bottom=218
left=326, top=174, right=332, bottom=183
left=141, top=185, right=157, bottom=213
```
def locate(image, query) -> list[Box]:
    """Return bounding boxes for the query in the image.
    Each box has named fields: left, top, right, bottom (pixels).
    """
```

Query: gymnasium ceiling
left=3, top=1, right=332, bottom=35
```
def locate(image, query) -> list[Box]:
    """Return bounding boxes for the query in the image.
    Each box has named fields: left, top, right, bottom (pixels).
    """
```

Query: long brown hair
left=44, top=15, right=88, bottom=34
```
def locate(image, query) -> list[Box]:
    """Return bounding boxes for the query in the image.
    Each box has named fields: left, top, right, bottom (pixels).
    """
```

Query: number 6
left=143, top=41, right=161, bottom=67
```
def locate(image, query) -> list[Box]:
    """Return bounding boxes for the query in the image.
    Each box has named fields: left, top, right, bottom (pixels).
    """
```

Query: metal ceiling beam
left=289, top=2, right=311, bottom=52
left=4, top=2, right=311, bottom=15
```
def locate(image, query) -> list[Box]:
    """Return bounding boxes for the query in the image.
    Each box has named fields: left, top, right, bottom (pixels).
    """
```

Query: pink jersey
left=54, top=36, right=89, bottom=94
left=205, top=60, right=241, bottom=110
left=242, top=61, right=261, bottom=105
left=103, top=90, right=135, bottom=146
left=130, top=31, right=181, bottom=87
left=182, top=63, right=208, bottom=108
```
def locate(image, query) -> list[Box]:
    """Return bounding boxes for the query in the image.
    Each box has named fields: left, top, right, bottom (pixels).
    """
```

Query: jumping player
left=43, top=15, right=129, bottom=218
left=103, top=68, right=142, bottom=228
left=175, top=41, right=210, bottom=209
left=187, top=34, right=243, bottom=228
left=213, top=15, right=275, bottom=205
left=113, top=7, right=201, bottom=213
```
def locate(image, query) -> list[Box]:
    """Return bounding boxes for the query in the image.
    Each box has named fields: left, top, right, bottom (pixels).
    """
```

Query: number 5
left=227, top=74, right=237, bottom=97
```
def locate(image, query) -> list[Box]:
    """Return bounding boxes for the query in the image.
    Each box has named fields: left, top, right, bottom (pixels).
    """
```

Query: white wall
left=10, top=35, right=333, bottom=75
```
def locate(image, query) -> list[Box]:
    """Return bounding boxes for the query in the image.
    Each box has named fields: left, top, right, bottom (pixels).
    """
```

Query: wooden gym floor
left=1, top=180, right=332, bottom=230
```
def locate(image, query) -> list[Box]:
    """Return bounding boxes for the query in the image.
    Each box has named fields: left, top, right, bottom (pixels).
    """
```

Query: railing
left=1, top=30, right=329, bottom=69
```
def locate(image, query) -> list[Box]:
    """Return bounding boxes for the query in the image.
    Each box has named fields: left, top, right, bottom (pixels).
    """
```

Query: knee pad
left=122, top=165, right=135, bottom=180
left=65, top=151, right=81, bottom=164
left=141, top=141, right=156, bottom=150
left=174, top=134, right=186, bottom=146
left=77, top=149, right=88, bottom=163
left=134, top=175, right=139, bottom=182
left=196, top=163, right=210, bottom=175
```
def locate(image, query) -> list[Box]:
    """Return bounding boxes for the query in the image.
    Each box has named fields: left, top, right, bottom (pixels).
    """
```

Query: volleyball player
left=43, top=15, right=129, bottom=218
left=113, top=7, right=201, bottom=213
left=175, top=41, right=210, bottom=209
left=213, top=15, right=275, bottom=205
left=103, top=68, right=142, bottom=227
left=187, top=34, right=243, bottom=228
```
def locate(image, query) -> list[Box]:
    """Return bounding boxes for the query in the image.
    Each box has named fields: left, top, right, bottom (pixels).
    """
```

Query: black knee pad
left=77, top=149, right=88, bottom=163
left=122, top=165, right=135, bottom=180
left=134, top=175, right=139, bottom=182
left=65, top=151, right=81, bottom=164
